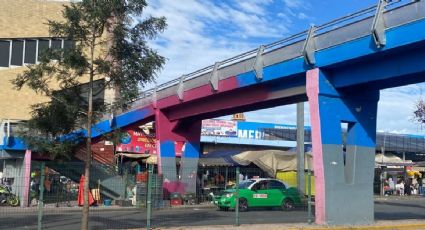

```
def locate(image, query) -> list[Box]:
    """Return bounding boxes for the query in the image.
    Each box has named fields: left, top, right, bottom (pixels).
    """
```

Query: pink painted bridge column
left=307, top=68, right=379, bottom=225
left=21, top=150, right=32, bottom=207
left=306, top=69, right=326, bottom=224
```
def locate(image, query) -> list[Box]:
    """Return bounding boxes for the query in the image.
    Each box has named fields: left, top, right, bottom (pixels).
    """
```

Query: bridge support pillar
left=155, top=109, right=178, bottom=184
left=155, top=109, right=201, bottom=194
left=179, top=120, right=202, bottom=194
left=306, top=68, right=379, bottom=225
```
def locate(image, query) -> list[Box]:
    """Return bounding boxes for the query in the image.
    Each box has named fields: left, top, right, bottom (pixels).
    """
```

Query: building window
left=24, top=40, right=37, bottom=64
left=51, top=39, right=62, bottom=50
left=0, top=40, right=10, bottom=67
left=11, top=40, right=24, bottom=66
left=38, top=40, right=50, bottom=60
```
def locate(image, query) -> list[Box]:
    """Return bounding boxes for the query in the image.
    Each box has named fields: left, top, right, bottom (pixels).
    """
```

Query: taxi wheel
left=239, top=198, right=248, bottom=212
left=281, top=199, right=294, bottom=211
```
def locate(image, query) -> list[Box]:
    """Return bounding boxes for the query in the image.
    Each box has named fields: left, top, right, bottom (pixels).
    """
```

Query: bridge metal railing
left=124, top=0, right=424, bottom=113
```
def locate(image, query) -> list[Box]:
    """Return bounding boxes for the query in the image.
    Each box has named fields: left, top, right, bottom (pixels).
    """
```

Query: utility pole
left=296, top=102, right=305, bottom=195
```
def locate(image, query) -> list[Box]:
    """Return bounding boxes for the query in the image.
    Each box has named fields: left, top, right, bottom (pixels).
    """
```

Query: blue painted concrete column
left=307, top=68, right=379, bottom=225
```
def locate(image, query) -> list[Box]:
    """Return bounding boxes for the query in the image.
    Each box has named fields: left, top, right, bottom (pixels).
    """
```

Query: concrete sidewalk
left=374, top=195, right=425, bottom=201
left=144, top=220, right=425, bottom=230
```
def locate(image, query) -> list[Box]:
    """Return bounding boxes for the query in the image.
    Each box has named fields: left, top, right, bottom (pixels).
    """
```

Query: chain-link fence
left=0, top=160, right=150, bottom=229
left=0, top=160, right=314, bottom=229
left=3, top=158, right=425, bottom=229
left=147, top=164, right=314, bottom=228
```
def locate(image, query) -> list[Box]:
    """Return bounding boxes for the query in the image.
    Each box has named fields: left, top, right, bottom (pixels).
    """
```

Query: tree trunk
left=81, top=64, right=94, bottom=230
left=81, top=1, right=96, bottom=228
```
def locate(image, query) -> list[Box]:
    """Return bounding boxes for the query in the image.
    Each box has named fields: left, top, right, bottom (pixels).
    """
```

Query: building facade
left=0, top=0, right=115, bottom=206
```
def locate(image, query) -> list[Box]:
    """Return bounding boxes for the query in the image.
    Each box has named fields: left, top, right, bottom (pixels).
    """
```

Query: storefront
left=0, top=150, right=29, bottom=206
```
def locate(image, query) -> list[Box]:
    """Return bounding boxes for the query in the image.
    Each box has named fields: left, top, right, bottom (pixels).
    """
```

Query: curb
left=283, top=223, right=425, bottom=230
left=149, top=222, right=425, bottom=230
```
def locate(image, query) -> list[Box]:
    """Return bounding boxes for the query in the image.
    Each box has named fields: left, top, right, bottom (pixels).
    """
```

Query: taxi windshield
left=238, top=180, right=256, bottom=189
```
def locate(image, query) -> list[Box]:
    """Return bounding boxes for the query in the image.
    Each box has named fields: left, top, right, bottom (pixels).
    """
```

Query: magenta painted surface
left=306, top=68, right=326, bottom=224
left=22, top=150, right=31, bottom=207
left=156, top=76, right=240, bottom=109
left=183, top=84, right=216, bottom=102
left=155, top=109, right=171, bottom=173
left=139, top=75, right=270, bottom=123
left=155, top=108, right=202, bottom=164
left=167, top=86, right=270, bottom=121
left=155, top=109, right=180, bottom=140
left=218, top=76, right=239, bottom=91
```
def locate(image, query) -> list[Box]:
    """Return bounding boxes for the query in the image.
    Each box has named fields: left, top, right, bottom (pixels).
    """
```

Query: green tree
left=12, top=1, right=166, bottom=229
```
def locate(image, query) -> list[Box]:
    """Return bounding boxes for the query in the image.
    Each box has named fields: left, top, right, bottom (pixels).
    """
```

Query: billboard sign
left=117, top=124, right=157, bottom=154
left=201, top=119, right=237, bottom=137
left=116, top=124, right=184, bottom=156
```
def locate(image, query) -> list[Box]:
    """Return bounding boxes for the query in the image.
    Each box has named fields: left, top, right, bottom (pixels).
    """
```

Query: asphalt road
left=0, top=199, right=424, bottom=230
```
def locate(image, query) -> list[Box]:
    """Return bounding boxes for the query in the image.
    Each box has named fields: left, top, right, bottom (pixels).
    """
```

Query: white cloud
left=144, top=0, right=295, bottom=85
left=297, top=12, right=308, bottom=20
left=283, top=0, right=307, bottom=9
left=141, top=0, right=423, bottom=136
left=236, top=0, right=274, bottom=15
left=377, top=85, right=424, bottom=135
left=242, top=84, right=424, bottom=136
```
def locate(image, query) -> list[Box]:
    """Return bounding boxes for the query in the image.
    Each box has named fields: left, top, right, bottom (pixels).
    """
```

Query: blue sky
left=145, top=0, right=425, bottom=135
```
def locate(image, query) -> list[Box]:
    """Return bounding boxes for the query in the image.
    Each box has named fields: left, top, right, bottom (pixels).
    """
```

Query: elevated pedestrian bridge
left=1, top=0, right=425, bottom=226
left=85, top=0, right=425, bottom=136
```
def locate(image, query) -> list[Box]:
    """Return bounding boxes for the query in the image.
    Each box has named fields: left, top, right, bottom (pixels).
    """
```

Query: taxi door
left=267, top=180, right=287, bottom=206
left=250, top=180, right=272, bottom=207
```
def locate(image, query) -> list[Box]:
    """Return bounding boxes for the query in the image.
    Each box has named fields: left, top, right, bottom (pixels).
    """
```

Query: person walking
left=399, top=181, right=405, bottom=196
left=405, top=179, right=412, bottom=196
left=66, top=180, right=72, bottom=207
left=388, top=178, right=395, bottom=195
left=421, top=177, right=425, bottom=196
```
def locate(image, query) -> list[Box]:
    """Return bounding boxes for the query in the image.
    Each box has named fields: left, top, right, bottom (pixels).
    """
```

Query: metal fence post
left=38, top=161, right=45, bottom=230
left=224, top=167, right=228, bottom=189
left=123, top=165, right=128, bottom=200
left=235, top=166, right=240, bottom=226
left=146, top=164, right=153, bottom=230
left=307, top=166, right=312, bottom=224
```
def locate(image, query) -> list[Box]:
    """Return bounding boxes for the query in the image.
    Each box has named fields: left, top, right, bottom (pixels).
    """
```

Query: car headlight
left=224, top=193, right=234, bottom=198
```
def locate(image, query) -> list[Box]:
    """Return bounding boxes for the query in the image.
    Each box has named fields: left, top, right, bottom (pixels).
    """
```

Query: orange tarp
left=78, top=175, right=95, bottom=206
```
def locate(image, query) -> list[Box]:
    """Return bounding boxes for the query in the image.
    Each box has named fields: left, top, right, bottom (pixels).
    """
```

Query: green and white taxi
left=213, top=178, right=302, bottom=211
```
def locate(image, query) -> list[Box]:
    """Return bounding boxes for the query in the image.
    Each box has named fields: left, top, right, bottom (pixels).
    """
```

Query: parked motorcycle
left=0, top=184, right=20, bottom=206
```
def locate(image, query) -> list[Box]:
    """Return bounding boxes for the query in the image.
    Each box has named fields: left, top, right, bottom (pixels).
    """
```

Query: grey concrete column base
left=180, top=157, right=199, bottom=194
left=322, top=144, right=375, bottom=225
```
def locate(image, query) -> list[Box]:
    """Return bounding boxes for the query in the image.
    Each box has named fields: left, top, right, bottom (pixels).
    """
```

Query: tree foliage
left=12, top=0, right=166, bottom=158
left=413, top=98, right=425, bottom=128
left=12, top=1, right=166, bottom=229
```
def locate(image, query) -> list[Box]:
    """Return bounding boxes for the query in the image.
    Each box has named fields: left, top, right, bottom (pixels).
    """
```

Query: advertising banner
left=116, top=124, right=184, bottom=156
left=117, top=124, right=157, bottom=155
left=201, top=119, right=237, bottom=137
